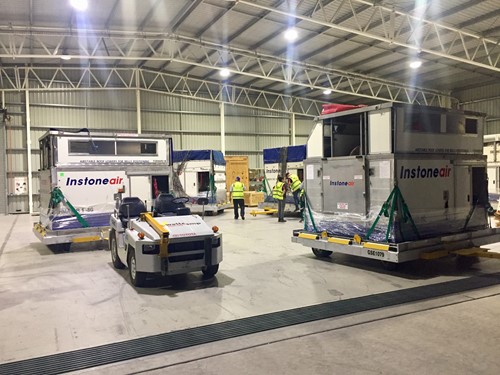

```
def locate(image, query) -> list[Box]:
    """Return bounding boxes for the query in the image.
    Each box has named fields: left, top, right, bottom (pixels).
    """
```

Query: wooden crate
left=244, top=191, right=265, bottom=207
left=225, top=156, right=249, bottom=192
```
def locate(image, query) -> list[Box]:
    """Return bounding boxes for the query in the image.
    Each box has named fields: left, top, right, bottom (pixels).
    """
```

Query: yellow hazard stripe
left=298, top=233, right=319, bottom=240
left=328, top=237, right=350, bottom=245
left=363, top=242, right=389, bottom=251
left=72, top=236, right=102, bottom=243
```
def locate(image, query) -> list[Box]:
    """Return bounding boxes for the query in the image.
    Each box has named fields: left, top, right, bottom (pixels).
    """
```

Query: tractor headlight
left=142, top=244, right=159, bottom=254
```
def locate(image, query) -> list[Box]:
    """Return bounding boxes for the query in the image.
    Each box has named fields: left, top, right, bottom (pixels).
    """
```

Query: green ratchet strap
left=366, top=185, right=419, bottom=242
left=50, top=187, right=89, bottom=228
left=303, top=190, right=318, bottom=232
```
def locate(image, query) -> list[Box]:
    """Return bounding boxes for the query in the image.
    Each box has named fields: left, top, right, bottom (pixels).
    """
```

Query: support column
left=220, top=102, right=225, bottom=154
left=26, top=89, right=33, bottom=215
left=1, top=91, right=7, bottom=214
left=135, top=69, right=142, bottom=134
left=290, top=112, right=296, bottom=146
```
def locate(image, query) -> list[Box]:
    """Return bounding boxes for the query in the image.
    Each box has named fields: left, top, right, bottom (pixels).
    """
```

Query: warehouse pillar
left=135, top=69, right=142, bottom=134
left=290, top=112, right=296, bottom=146
left=25, top=89, right=33, bottom=215
left=0, top=91, right=7, bottom=214
left=220, top=102, right=225, bottom=154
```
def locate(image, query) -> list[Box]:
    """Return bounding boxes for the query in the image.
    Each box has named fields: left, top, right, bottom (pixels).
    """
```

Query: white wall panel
left=258, top=135, right=290, bottom=149
left=182, top=134, right=220, bottom=150
left=180, top=97, right=219, bottom=114
left=30, top=106, right=87, bottom=128
left=225, top=116, right=256, bottom=133
left=87, top=109, right=136, bottom=130
left=181, top=114, right=220, bottom=132
left=226, top=135, right=257, bottom=152
left=87, top=91, right=135, bottom=108
left=256, top=117, right=288, bottom=134
left=296, top=118, right=314, bottom=136
left=170, top=134, right=182, bottom=150
left=141, top=112, right=181, bottom=132
left=141, top=91, right=180, bottom=110
left=31, top=90, right=87, bottom=106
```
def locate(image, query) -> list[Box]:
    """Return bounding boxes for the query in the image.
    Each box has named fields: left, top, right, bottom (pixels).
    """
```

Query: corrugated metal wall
left=455, top=83, right=500, bottom=135
left=2, top=87, right=315, bottom=214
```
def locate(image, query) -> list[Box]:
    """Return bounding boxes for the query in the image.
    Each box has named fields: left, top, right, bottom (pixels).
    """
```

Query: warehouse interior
left=1, top=1, right=500, bottom=374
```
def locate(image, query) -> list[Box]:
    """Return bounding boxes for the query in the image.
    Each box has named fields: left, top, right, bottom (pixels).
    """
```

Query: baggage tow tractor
left=109, top=192, right=222, bottom=287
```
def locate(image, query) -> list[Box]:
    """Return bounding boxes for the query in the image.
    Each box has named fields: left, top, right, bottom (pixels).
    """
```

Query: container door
left=129, top=175, right=151, bottom=208
left=322, top=157, right=366, bottom=215
left=454, top=166, right=470, bottom=209
left=304, top=160, right=323, bottom=212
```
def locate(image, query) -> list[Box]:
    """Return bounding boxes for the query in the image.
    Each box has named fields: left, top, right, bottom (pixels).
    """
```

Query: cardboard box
left=244, top=191, right=264, bottom=206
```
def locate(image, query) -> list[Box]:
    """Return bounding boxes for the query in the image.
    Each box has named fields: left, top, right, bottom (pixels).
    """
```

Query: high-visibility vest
left=288, top=174, right=301, bottom=192
left=272, top=181, right=284, bottom=200
left=231, top=181, right=244, bottom=199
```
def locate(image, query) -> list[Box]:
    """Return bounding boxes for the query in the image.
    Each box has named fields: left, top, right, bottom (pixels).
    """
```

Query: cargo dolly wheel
left=312, top=248, right=333, bottom=258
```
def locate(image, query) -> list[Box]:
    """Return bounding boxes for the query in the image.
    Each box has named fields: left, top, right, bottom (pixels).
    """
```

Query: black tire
left=48, top=243, right=71, bottom=252
left=128, top=248, right=147, bottom=287
left=202, top=264, right=219, bottom=278
left=109, top=229, right=125, bottom=269
left=456, top=255, right=479, bottom=270
left=312, top=248, right=333, bottom=258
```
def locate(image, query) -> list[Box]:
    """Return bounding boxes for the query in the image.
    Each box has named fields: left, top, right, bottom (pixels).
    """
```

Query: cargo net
left=172, top=159, right=188, bottom=198
left=301, top=186, right=489, bottom=244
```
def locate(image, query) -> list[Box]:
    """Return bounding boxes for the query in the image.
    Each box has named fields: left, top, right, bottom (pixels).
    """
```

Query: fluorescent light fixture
left=409, top=59, right=422, bottom=69
left=323, top=89, right=332, bottom=95
left=60, top=55, right=72, bottom=60
left=70, top=0, right=88, bottom=11
left=284, top=28, right=298, bottom=42
left=219, top=68, right=230, bottom=78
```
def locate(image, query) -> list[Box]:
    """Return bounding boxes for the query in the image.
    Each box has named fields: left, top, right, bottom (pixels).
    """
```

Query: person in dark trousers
left=273, top=175, right=286, bottom=222
left=230, top=176, right=246, bottom=220
left=286, top=171, right=302, bottom=211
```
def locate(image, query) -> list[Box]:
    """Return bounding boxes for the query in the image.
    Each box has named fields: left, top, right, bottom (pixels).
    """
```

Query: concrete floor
left=1, top=212, right=500, bottom=374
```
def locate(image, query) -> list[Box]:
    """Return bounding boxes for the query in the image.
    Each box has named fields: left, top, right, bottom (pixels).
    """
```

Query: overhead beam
left=0, top=27, right=451, bottom=106
left=0, top=66, right=325, bottom=117
left=234, top=0, right=500, bottom=73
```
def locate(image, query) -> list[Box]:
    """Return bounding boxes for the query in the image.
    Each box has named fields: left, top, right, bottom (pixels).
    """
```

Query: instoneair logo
left=65, top=176, right=124, bottom=186
left=330, top=181, right=354, bottom=186
left=400, top=165, right=451, bottom=179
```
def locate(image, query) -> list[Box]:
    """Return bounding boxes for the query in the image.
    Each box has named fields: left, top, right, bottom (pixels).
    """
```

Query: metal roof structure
left=1, top=0, right=499, bottom=114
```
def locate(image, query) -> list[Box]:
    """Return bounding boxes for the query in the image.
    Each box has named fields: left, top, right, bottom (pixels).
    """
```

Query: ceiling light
left=60, top=55, right=72, bottom=60
left=323, top=89, right=332, bottom=95
left=219, top=68, right=230, bottom=78
left=409, top=59, right=422, bottom=69
left=70, top=0, right=88, bottom=11
left=284, top=28, right=298, bottom=42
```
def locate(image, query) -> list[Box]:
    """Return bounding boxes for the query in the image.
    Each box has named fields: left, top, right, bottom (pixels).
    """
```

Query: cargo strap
left=366, top=185, right=419, bottom=242
left=50, top=187, right=89, bottom=228
left=303, top=190, right=318, bottom=232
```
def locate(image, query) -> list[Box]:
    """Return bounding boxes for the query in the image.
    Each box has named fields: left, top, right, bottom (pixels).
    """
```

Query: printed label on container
left=337, top=202, right=349, bottom=210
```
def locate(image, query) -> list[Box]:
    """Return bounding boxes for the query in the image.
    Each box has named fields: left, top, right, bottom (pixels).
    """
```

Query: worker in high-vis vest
left=230, top=176, right=246, bottom=220
left=272, top=175, right=286, bottom=222
left=286, top=172, right=302, bottom=212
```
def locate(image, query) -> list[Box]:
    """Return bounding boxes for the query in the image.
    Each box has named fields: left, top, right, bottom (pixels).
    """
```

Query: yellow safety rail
left=140, top=212, right=170, bottom=257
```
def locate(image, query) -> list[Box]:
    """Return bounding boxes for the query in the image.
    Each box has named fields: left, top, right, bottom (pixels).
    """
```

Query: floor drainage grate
left=1, top=272, right=500, bottom=375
